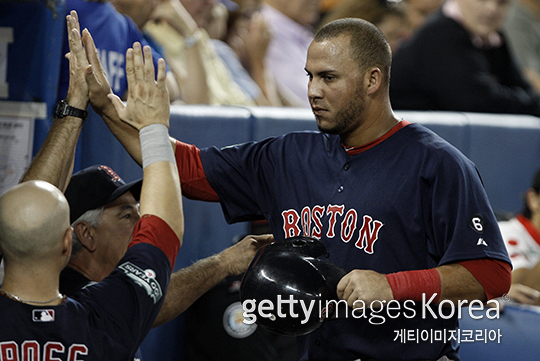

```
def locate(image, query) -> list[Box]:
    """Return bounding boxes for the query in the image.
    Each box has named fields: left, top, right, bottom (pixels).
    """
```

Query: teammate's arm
left=22, top=11, right=89, bottom=192
left=153, top=234, right=273, bottom=327
left=108, top=42, right=183, bottom=240
left=82, top=31, right=218, bottom=202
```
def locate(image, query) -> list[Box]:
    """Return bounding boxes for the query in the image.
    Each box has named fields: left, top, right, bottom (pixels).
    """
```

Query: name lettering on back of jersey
left=32, top=309, right=54, bottom=322
left=119, top=262, right=163, bottom=304
left=0, top=341, right=88, bottom=361
left=282, top=205, right=384, bottom=254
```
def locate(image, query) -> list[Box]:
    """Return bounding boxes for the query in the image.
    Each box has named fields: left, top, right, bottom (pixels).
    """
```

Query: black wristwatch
left=54, top=99, right=88, bottom=121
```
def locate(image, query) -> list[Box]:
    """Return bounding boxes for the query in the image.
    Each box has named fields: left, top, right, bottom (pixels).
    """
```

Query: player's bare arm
left=436, top=263, right=485, bottom=304
left=83, top=29, right=178, bottom=167
left=153, top=234, right=274, bottom=327
left=109, top=42, right=183, bottom=239
left=338, top=264, right=485, bottom=309
left=22, top=11, right=89, bottom=192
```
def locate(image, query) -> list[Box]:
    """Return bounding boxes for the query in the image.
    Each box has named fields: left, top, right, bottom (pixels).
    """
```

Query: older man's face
left=90, top=191, right=140, bottom=280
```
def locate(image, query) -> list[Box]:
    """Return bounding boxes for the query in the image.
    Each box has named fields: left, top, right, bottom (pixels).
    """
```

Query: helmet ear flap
left=240, top=236, right=347, bottom=336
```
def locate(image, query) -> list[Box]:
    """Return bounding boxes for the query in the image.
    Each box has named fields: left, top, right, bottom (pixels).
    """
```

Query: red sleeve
left=174, top=140, right=220, bottom=202
left=459, top=259, right=512, bottom=300
left=128, top=215, right=180, bottom=270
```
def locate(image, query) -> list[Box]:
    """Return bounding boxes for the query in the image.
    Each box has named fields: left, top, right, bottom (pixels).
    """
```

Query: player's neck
left=1, top=271, right=63, bottom=305
left=67, top=258, right=109, bottom=283
left=341, top=109, right=400, bottom=148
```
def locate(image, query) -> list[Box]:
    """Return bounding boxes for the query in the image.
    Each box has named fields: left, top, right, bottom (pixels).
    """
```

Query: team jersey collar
left=517, top=214, right=540, bottom=247
left=342, top=120, right=411, bottom=156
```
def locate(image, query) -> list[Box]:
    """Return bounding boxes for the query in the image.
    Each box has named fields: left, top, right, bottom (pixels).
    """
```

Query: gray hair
left=70, top=207, right=104, bottom=256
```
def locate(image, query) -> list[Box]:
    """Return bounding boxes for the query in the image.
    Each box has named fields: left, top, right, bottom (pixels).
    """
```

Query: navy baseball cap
left=65, top=165, right=142, bottom=224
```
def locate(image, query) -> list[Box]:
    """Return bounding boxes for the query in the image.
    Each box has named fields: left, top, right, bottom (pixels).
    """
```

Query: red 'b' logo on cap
left=98, top=165, right=121, bottom=182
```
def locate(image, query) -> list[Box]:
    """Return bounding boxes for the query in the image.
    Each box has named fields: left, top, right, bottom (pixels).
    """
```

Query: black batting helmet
left=240, top=236, right=346, bottom=336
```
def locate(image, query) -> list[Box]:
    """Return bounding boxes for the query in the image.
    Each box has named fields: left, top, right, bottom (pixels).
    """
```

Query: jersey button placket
left=338, top=163, right=349, bottom=193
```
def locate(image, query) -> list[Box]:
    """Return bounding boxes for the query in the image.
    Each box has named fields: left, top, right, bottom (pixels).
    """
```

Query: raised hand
left=65, top=10, right=90, bottom=110
left=79, top=26, right=116, bottom=119
left=108, top=43, right=170, bottom=131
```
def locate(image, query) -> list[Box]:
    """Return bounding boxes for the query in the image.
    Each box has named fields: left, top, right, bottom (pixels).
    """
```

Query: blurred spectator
left=320, top=0, right=347, bottom=14
left=499, top=167, right=540, bottom=306
left=213, top=0, right=291, bottom=105
left=260, top=0, right=322, bottom=108
left=503, top=0, right=540, bottom=94
left=403, top=0, right=443, bottom=33
left=390, top=0, right=540, bottom=116
left=57, top=0, right=180, bottom=102
left=140, top=0, right=257, bottom=105
left=318, top=0, right=412, bottom=54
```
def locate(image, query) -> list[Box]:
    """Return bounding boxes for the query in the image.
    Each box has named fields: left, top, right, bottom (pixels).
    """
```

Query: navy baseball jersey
left=0, top=216, right=177, bottom=361
left=200, top=122, right=511, bottom=360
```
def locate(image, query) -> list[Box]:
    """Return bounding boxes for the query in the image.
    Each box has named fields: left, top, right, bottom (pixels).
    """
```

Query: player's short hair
left=70, top=207, right=104, bottom=256
left=313, top=18, right=392, bottom=85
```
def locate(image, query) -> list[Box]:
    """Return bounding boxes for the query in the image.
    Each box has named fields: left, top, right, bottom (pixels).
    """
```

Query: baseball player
left=0, top=18, right=182, bottom=361
left=91, top=18, right=511, bottom=361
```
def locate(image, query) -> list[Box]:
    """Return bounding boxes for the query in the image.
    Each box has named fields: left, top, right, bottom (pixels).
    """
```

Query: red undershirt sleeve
left=129, top=215, right=180, bottom=270
left=174, top=140, right=220, bottom=202
left=459, top=259, right=512, bottom=301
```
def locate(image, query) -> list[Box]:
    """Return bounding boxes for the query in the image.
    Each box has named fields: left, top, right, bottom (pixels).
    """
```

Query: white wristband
left=139, top=124, right=176, bottom=169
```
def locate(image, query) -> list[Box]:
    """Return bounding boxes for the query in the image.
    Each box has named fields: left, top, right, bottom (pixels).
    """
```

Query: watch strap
left=55, top=100, right=88, bottom=121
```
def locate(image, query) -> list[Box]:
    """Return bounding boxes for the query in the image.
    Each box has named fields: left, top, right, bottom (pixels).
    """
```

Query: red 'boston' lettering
left=356, top=215, right=384, bottom=254
left=280, top=205, right=383, bottom=254
left=282, top=209, right=302, bottom=238
left=341, top=209, right=358, bottom=243
left=311, top=206, right=325, bottom=239
left=326, top=205, right=344, bottom=238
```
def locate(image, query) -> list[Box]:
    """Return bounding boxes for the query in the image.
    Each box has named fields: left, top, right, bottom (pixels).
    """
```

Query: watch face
left=55, top=101, right=68, bottom=118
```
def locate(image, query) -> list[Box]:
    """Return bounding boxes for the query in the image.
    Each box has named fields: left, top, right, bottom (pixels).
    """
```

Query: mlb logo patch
left=32, top=309, right=55, bottom=322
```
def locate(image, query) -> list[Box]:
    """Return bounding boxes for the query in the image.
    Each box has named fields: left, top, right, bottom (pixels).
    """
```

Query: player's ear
left=365, top=67, right=382, bottom=95
left=63, top=227, right=73, bottom=256
left=73, top=221, right=97, bottom=253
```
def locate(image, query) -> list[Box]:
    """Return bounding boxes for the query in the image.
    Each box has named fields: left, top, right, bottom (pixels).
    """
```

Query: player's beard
left=316, top=83, right=365, bottom=135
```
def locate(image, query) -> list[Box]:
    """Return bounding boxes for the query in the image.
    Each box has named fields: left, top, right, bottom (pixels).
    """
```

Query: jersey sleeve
left=423, top=148, right=512, bottom=267
left=128, top=214, right=180, bottom=270
left=200, top=138, right=278, bottom=224
left=175, top=140, right=220, bottom=201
